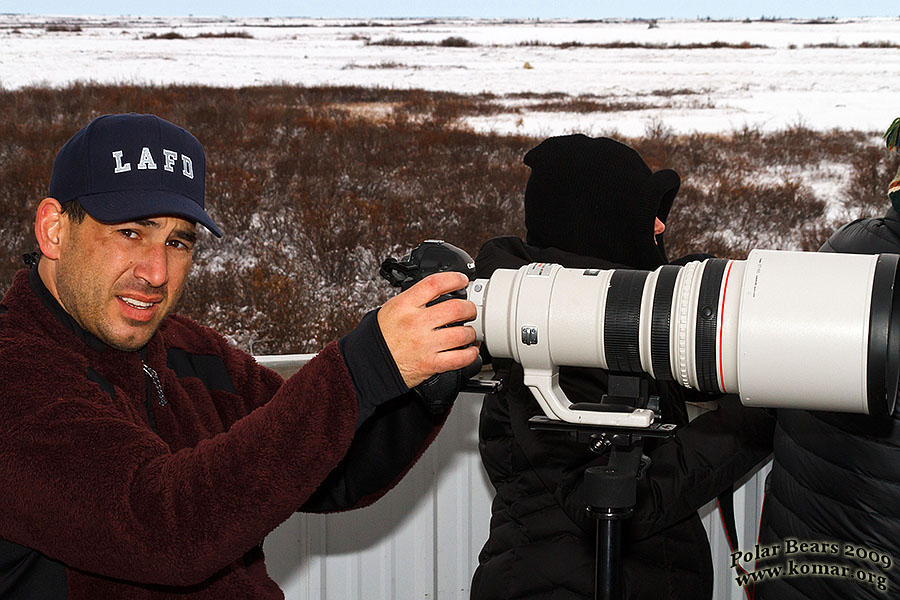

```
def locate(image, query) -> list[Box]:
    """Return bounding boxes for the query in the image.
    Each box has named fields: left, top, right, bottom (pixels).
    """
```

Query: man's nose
left=134, top=243, right=169, bottom=288
left=654, top=218, right=666, bottom=235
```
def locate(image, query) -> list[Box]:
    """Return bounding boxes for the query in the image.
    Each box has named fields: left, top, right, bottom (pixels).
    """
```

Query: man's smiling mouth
left=118, top=296, right=158, bottom=310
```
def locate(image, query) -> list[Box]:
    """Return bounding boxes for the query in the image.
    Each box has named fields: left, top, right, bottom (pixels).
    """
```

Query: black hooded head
left=523, top=134, right=680, bottom=270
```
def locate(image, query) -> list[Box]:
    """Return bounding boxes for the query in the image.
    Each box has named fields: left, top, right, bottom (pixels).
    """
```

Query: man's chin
left=100, top=322, right=161, bottom=352
left=106, top=336, right=153, bottom=353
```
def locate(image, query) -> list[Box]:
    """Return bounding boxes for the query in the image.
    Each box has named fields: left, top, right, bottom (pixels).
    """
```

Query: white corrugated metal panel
left=264, top=391, right=490, bottom=600
left=700, top=460, right=772, bottom=600
left=256, top=355, right=769, bottom=599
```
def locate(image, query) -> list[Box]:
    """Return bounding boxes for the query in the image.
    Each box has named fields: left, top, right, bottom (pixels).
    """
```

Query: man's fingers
left=428, top=345, right=481, bottom=374
left=423, top=298, right=477, bottom=329
left=432, top=323, right=477, bottom=352
left=405, top=272, right=470, bottom=306
left=377, top=271, right=478, bottom=388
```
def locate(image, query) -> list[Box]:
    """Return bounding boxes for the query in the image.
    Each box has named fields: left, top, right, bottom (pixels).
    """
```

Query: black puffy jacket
left=757, top=208, right=900, bottom=600
left=470, top=237, right=776, bottom=600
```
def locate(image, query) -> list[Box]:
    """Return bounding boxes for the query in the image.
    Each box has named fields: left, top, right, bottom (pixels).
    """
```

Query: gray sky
left=3, top=0, right=898, bottom=19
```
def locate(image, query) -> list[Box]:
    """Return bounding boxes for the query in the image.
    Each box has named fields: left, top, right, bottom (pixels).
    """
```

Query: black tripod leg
left=596, top=518, right=625, bottom=600
left=586, top=443, right=643, bottom=600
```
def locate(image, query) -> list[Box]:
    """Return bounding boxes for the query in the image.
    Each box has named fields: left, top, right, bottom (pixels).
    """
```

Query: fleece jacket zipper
left=141, top=359, right=166, bottom=434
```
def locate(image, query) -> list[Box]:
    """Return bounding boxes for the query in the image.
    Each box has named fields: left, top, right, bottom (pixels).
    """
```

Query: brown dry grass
left=0, top=84, right=891, bottom=353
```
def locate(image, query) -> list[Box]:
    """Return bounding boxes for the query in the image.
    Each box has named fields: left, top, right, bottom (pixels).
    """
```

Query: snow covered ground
left=2, top=14, right=899, bottom=137
left=3, top=14, right=898, bottom=221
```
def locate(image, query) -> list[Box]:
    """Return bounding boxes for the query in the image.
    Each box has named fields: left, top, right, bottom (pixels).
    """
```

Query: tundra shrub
left=0, top=84, right=884, bottom=352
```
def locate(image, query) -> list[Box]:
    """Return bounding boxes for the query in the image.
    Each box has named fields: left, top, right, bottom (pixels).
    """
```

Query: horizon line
left=6, top=12, right=900, bottom=21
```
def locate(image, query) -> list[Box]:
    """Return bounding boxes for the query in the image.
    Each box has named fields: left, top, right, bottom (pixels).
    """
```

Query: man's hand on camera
left=378, top=272, right=479, bottom=389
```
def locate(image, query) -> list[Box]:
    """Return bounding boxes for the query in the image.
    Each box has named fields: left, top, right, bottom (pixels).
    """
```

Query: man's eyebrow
left=128, top=219, right=198, bottom=245
left=174, top=228, right=198, bottom=245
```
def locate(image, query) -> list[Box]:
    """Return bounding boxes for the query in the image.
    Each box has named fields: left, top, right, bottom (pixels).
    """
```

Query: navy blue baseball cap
left=48, top=113, right=222, bottom=237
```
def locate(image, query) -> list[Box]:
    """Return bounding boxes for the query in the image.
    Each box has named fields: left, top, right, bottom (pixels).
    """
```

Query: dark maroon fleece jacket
left=0, top=267, right=444, bottom=599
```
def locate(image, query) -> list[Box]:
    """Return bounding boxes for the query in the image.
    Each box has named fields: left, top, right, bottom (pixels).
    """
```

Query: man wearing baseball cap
left=0, top=113, right=479, bottom=599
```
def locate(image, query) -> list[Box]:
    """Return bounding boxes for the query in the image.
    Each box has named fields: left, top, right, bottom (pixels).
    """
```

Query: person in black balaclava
left=469, top=134, right=775, bottom=600
left=522, top=133, right=676, bottom=270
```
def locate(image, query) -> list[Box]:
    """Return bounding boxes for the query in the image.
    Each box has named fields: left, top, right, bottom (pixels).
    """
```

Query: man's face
left=54, top=213, right=197, bottom=352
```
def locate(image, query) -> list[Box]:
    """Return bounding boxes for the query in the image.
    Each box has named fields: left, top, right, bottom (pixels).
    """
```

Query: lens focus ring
left=674, top=261, right=701, bottom=388
left=650, top=265, right=681, bottom=380
left=605, top=270, right=650, bottom=373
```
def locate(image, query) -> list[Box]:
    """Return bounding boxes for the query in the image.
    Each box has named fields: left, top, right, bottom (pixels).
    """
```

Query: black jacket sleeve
left=304, top=309, right=443, bottom=512
left=627, top=395, right=775, bottom=540
left=338, top=308, right=409, bottom=426
left=504, top=364, right=774, bottom=540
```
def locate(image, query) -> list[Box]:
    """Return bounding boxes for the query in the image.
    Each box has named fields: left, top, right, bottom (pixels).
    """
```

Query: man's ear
left=35, top=198, right=66, bottom=260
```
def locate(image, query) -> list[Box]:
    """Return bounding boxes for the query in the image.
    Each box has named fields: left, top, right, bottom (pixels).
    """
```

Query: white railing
left=256, top=355, right=768, bottom=600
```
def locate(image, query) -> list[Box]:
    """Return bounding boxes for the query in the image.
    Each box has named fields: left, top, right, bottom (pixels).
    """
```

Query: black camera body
left=380, top=239, right=476, bottom=295
left=380, top=240, right=482, bottom=413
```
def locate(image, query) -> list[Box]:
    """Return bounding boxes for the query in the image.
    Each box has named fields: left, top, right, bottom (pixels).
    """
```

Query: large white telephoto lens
left=467, top=250, right=900, bottom=427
